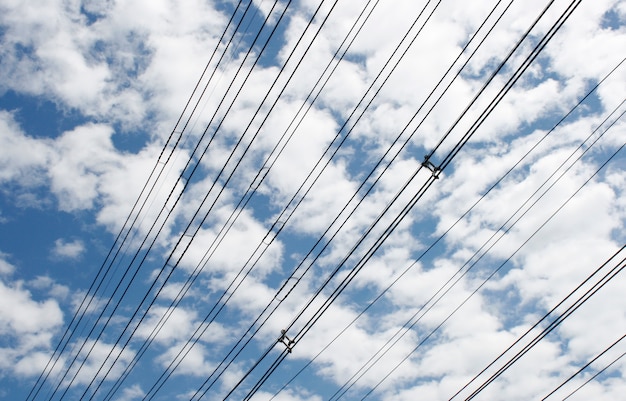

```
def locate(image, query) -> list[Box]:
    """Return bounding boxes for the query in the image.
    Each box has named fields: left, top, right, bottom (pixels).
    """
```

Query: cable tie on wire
left=278, top=330, right=295, bottom=353
left=422, top=155, right=441, bottom=179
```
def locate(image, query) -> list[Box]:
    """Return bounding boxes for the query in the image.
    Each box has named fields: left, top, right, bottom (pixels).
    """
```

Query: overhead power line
left=26, top=2, right=248, bottom=400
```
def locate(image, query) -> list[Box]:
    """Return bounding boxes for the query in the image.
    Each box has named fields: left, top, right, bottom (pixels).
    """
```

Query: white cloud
left=0, top=252, right=15, bottom=275
left=64, top=339, right=136, bottom=387
left=113, top=384, right=145, bottom=401
left=52, top=238, right=86, bottom=260
left=0, top=1, right=624, bottom=400
left=0, top=257, right=64, bottom=378
left=0, top=110, right=52, bottom=187
left=0, top=278, right=62, bottom=335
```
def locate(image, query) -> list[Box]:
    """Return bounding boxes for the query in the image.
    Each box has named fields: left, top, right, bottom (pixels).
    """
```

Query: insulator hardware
left=422, top=155, right=441, bottom=179
left=278, top=329, right=295, bottom=353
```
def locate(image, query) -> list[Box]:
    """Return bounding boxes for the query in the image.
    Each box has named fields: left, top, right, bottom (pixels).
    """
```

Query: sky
left=0, top=0, right=625, bottom=400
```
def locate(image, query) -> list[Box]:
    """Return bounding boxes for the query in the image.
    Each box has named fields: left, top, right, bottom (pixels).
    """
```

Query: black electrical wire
left=46, top=1, right=292, bottom=400
left=450, top=111, right=626, bottom=401
left=448, top=243, right=625, bottom=401
left=446, top=111, right=626, bottom=401
left=183, top=1, right=389, bottom=398
left=103, top=2, right=342, bottom=400
left=206, top=3, right=458, bottom=396
left=262, top=0, right=573, bottom=395
left=69, top=2, right=302, bottom=400
left=269, top=55, right=626, bottom=400
left=27, top=1, right=621, bottom=401
left=340, top=106, right=623, bottom=400
left=223, top=0, right=562, bottom=395
left=456, top=163, right=626, bottom=399
left=104, top=0, right=381, bottom=395
left=51, top=0, right=616, bottom=400
left=542, top=333, right=626, bottom=400
left=336, top=96, right=626, bottom=400
left=270, top=0, right=588, bottom=396
left=462, top=249, right=626, bottom=401
left=367, top=147, right=625, bottom=400
left=242, top=351, right=290, bottom=401
left=182, top=1, right=465, bottom=398
left=27, top=3, right=248, bottom=401
left=436, top=0, right=566, bottom=170
left=133, top=2, right=386, bottom=396
left=562, top=350, right=626, bottom=400
left=361, top=108, right=625, bottom=400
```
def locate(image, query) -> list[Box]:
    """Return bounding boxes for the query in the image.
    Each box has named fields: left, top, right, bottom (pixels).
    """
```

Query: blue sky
left=1, top=1, right=625, bottom=400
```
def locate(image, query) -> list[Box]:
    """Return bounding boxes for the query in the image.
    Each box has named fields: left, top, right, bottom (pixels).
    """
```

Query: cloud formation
left=0, top=1, right=624, bottom=401
left=52, top=239, right=86, bottom=260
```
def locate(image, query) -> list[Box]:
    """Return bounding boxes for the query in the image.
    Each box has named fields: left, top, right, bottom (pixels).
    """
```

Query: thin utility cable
left=542, top=333, right=626, bottom=400
left=454, top=110, right=626, bottom=401
left=428, top=0, right=557, bottom=161
left=75, top=2, right=301, bottom=400
left=243, top=350, right=290, bottom=401
left=562, top=350, right=626, bottom=400
left=444, top=122, right=623, bottom=397
left=273, top=56, right=626, bottom=401
left=36, top=0, right=254, bottom=398
left=363, top=139, right=625, bottom=400
left=27, top=3, right=248, bottom=401
left=463, top=256, right=626, bottom=401
left=183, top=1, right=392, bottom=398
left=292, top=0, right=572, bottom=367
left=180, top=0, right=458, bottom=396
left=440, top=0, right=578, bottom=171
left=103, top=0, right=382, bottom=396
left=220, top=0, right=576, bottom=395
left=323, top=1, right=591, bottom=396
left=279, top=0, right=447, bottom=353
left=203, top=0, right=460, bottom=396
left=101, top=0, right=346, bottom=396
left=102, top=3, right=342, bottom=401
left=446, top=244, right=625, bottom=401
left=457, top=164, right=626, bottom=399
left=337, top=98, right=626, bottom=400
left=445, top=119, right=626, bottom=400
left=47, top=1, right=291, bottom=400
left=361, top=104, right=624, bottom=400
left=449, top=246, right=626, bottom=400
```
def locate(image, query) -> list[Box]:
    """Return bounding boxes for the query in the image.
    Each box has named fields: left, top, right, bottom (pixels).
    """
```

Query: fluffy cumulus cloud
left=0, top=0, right=625, bottom=400
left=0, top=256, right=64, bottom=378
left=52, top=238, right=86, bottom=260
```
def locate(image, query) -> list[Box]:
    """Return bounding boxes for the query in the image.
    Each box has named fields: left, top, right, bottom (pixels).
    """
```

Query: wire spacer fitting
left=278, top=329, right=295, bottom=353
left=422, top=155, right=441, bottom=179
